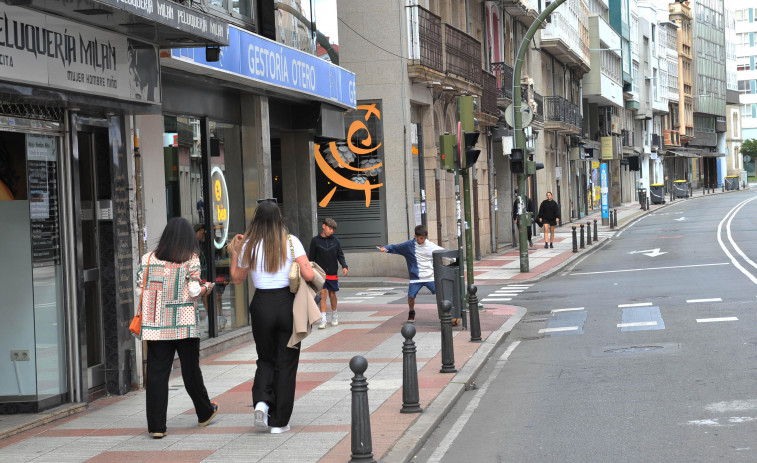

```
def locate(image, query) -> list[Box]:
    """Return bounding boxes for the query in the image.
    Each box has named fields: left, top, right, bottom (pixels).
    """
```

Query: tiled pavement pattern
left=0, top=304, right=516, bottom=462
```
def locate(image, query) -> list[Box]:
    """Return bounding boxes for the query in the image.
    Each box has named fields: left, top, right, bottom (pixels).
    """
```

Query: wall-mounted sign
left=168, top=25, right=356, bottom=110
left=600, top=163, right=609, bottom=219
left=0, top=4, right=160, bottom=104
left=601, top=137, right=614, bottom=160
left=210, top=167, right=229, bottom=249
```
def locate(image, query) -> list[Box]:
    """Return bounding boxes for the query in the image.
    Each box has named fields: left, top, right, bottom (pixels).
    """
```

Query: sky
left=310, top=0, right=338, bottom=44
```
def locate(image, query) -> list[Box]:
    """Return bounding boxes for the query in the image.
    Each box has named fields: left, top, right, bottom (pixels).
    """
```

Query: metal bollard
left=572, top=226, right=578, bottom=253
left=613, top=209, right=618, bottom=228
left=349, top=356, right=376, bottom=463
left=400, top=324, right=422, bottom=414
left=609, top=211, right=614, bottom=230
left=586, top=222, right=592, bottom=245
left=580, top=224, right=585, bottom=248
left=439, top=300, right=457, bottom=373
left=593, top=219, right=598, bottom=242
left=646, top=197, right=650, bottom=210
left=468, top=285, right=482, bottom=342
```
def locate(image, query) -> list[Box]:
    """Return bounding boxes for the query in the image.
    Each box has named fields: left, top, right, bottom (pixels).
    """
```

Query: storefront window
left=0, top=131, right=66, bottom=401
left=163, top=116, right=247, bottom=339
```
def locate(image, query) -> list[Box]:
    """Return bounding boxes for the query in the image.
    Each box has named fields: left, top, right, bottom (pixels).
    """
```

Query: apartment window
left=742, top=104, right=755, bottom=118
left=632, top=62, right=639, bottom=94
left=651, top=25, right=657, bottom=57
left=738, top=80, right=750, bottom=94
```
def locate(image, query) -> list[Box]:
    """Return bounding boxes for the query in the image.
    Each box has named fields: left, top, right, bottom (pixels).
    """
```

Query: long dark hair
left=240, top=200, right=288, bottom=273
left=154, top=217, right=199, bottom=263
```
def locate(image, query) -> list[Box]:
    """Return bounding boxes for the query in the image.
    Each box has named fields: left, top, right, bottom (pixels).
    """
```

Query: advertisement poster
left=600, top=163, right=609, bottom=219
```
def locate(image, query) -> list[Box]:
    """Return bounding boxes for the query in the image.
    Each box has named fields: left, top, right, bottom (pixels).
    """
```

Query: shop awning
left=666, top=149, right=702, bottom=158
left=700, top=151, right=726, bottom=157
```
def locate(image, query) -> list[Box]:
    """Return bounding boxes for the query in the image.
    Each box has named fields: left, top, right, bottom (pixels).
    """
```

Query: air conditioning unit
left=610, top=115, right=621, bottom=135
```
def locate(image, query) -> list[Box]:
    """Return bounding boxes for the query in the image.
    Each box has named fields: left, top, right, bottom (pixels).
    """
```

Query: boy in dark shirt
left=309, top=218, right=348, bottom=328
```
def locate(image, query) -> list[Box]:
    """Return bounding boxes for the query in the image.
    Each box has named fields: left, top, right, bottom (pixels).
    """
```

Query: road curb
left=380, top=305, right=527, bottom=463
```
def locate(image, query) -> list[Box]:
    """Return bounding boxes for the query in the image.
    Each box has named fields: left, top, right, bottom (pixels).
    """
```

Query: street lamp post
left=512, top=0, right=569, bottom=272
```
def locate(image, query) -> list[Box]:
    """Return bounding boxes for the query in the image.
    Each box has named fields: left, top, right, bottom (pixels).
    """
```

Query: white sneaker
left=318, top=314, right=327, bottom=329
left=270, top=424, right=290, bottom=434
left=254, top=402, right=269, bottom=431
left=330, top=311, right=339, bottom=326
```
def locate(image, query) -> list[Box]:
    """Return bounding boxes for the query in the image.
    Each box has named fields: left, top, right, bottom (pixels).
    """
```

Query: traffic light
left=463, top=131, right=481, bottom=168
left=525, top=160, right=544, bottom=174
left=439, top=133, right=456, bottom=171
left=510, top=148, right=524, bottom=174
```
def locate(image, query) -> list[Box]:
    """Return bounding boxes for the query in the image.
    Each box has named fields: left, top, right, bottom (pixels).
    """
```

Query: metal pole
left=349, top=356, right=376, bottom=463
left=463, top=167, right=474, bottom=326
left=454, top=164, right=467, bottom=329
left=572, top=226, right=578, bottom=253
left=586, top=221, right=592, bottom=245
left=513, top=0, right=568, bottom=272
left=400, top=324, right=422, bottom=414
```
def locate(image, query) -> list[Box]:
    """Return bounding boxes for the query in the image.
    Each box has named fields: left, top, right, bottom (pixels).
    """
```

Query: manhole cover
left=604, top=346, right=664, bottom=354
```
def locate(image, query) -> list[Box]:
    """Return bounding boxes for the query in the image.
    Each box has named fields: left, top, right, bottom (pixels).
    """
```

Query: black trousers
left=250, top=287, right=300, bottom=428
left=146, top=338, right=214, bottom=433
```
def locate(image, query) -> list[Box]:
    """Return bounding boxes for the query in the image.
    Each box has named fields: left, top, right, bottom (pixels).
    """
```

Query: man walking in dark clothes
left=537, top=191, right=560, bottom=248
left=513, top=190, right=534, bottom=248
left=309, top=218, right=348, bottom=329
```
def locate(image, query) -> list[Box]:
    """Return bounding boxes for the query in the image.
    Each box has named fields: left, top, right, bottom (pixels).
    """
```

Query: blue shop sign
left=171, top=26, right=356, bottom=109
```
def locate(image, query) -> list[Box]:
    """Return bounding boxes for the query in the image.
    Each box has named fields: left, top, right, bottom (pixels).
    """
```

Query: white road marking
left=687, top=298, right=722, bottom=303
left=696, top=317, right=738, bottom=323
left=551, top=307, right=585, bottom=313
left=570, top=262, right=729, bottom=276
left=426, top=341, right=521, bottom=463
left=503, top=285, right=531, bottom=289
left=482, top=298, right=512, bottom=302
left=618, top=302, right=653, bottom=308
left=617, top=321, right=658, bottom=328
left=717, top=195, right=757, bottom=285
left=538, top=326, right=579, bottom=333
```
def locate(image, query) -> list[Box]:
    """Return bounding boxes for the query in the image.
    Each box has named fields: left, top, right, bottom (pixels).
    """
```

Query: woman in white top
left=230, top=200, right=314, bottom=434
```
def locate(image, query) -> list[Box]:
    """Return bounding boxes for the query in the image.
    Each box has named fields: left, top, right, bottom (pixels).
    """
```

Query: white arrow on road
left=674, top=217, right=686, bottom=221
left=628, top=248, right=668, bottom=257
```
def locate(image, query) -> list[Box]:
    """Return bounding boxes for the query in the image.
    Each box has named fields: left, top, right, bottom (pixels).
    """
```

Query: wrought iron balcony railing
left=544, top=95, right=581, bottom=129
left=491, top=62, right=514, bottom=100
left=444, top=24, right=482, bottom=86
left=407, top=5, right=443, bottom=73
left=481, top=71, right=498, bottom=116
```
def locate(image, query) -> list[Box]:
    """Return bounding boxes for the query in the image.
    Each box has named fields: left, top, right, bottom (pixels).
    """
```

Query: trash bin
left=673, top=180, right=689, bottom=198
left=725, top=175, right=739, bottom=191
left=650, top=184, right=665, bottom=204
left=432, top=249, right=461, bottom=320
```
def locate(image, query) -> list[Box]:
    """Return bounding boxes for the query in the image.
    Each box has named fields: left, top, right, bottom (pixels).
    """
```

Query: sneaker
left=407, top=310, right=416, bottom=323
left=544, top=242, right=548, bottom=249
left=270, top=424, right=290, bottom=434
left=150, top=432, right=167, bottom=439
left=550, top=242, right=554, bottom=248
left=452, top=318, right=461, bottom=326
left=330, top=311, right=339, bottom=326
left=198, top=402, right=218, bottom=427
left=528, top=240, right=534, bottom=248
left=318, top=313, right=327, bottom=329
left=254, top=402, right=269, bottom=431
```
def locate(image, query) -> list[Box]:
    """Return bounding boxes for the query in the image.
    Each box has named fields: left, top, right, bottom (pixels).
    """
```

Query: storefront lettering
left=157, top=1, right=173, bottom=20
left=0, top=53, right=12, bottom=66
left=211, top=167, right=230, bottom=249
left=117, top=0, right=154, bottom=14
left=248, top=44, right=289, bottom=83
left=315, top=104, right=384, bottom=208
left=177, top=10, right=208, bottom=33
left=0, top=11, right=118, bottom=71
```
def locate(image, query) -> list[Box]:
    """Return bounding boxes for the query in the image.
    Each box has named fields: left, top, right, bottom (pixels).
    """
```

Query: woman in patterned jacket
left=136, top=217, right=218, bottom=439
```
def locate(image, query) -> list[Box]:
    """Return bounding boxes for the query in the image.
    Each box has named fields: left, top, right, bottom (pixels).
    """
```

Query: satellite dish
left=504, top=103, right=534, bottom=129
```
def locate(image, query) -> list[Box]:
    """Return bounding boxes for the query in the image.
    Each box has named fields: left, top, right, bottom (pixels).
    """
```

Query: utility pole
left=512, top=0, right=567, bottom=272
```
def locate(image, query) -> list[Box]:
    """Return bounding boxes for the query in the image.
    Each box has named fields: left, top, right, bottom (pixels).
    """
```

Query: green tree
left=742, top=139, right=757, bottom=158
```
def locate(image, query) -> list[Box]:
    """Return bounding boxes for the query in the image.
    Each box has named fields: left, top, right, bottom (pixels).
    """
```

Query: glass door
left=73, top=125, right=109, bottom=391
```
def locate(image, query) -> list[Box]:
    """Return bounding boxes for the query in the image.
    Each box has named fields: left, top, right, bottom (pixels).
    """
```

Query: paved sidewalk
left=0, top=191, right=740, bottom=462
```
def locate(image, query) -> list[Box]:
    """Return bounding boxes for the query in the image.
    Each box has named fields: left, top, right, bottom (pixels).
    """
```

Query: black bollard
left=572, top=226, right=578, bottom=253
left=400, top=324, right=422, bottom=414
left=580, top=224, right=585, bottom=249
left=349, top=356, right=376, bottom=463
left=586, top=222, right=592, bottom=245
left=646, top=196, right=650, bottom=210
left=613, top=209, right=618, bottom=228
left=468, top=285, right=482, bottom=342
left=609, top=211, right=614, bottom=229
left=439, top=300, right=457, bottom=373
left=593, top=219, right=598, bottom=242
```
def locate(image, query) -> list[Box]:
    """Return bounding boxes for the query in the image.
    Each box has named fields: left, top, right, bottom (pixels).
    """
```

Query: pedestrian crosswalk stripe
left=504, top=285, right=531, bottom=288
left=687, top=298, right=722, bottom=303
left=696, top=317, right=738, bottom=323
left=551, top=307, right=585, bottom=313
left=617, top=321, right=658, bottom=328
left=618, top=302, right=653, bottom=308
left=493, top=292, right=520, bottom=295
left=538, top=326, right=579, bottom=333
left=482, top=297, right=512, bottom=302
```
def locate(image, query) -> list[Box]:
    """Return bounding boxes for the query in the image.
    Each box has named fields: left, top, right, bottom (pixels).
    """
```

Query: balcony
left=502, top=0, right=542, bottom=29
left=715, top=116, right=727, bottom=133
left=663, top=129, right=681, bottom=147
left=407, top=5, right=483, bottom=94
left=491, top=62, right=514, bottom=102
left=25, top=0, right=229, bottom=47
left=622, top=130, right=634, bottom=148
left=543, top=96, right=581, bottom=134
left=540, top=14, right=590, bottom=76
left=479, top=71, right=500, bottom=126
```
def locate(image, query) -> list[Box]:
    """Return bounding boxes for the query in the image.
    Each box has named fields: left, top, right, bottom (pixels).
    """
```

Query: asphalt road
left=413, top=190, right=757, bottom=463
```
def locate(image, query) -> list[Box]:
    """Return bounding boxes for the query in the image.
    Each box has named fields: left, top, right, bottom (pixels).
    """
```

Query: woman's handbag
left=130, top=252, right=153, bottom=336
left=288, top=235, right=300, bottom=293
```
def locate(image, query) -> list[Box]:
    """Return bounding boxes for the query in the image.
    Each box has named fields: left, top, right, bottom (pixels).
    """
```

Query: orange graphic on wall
left=315, top=103, right=384, bottom=208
